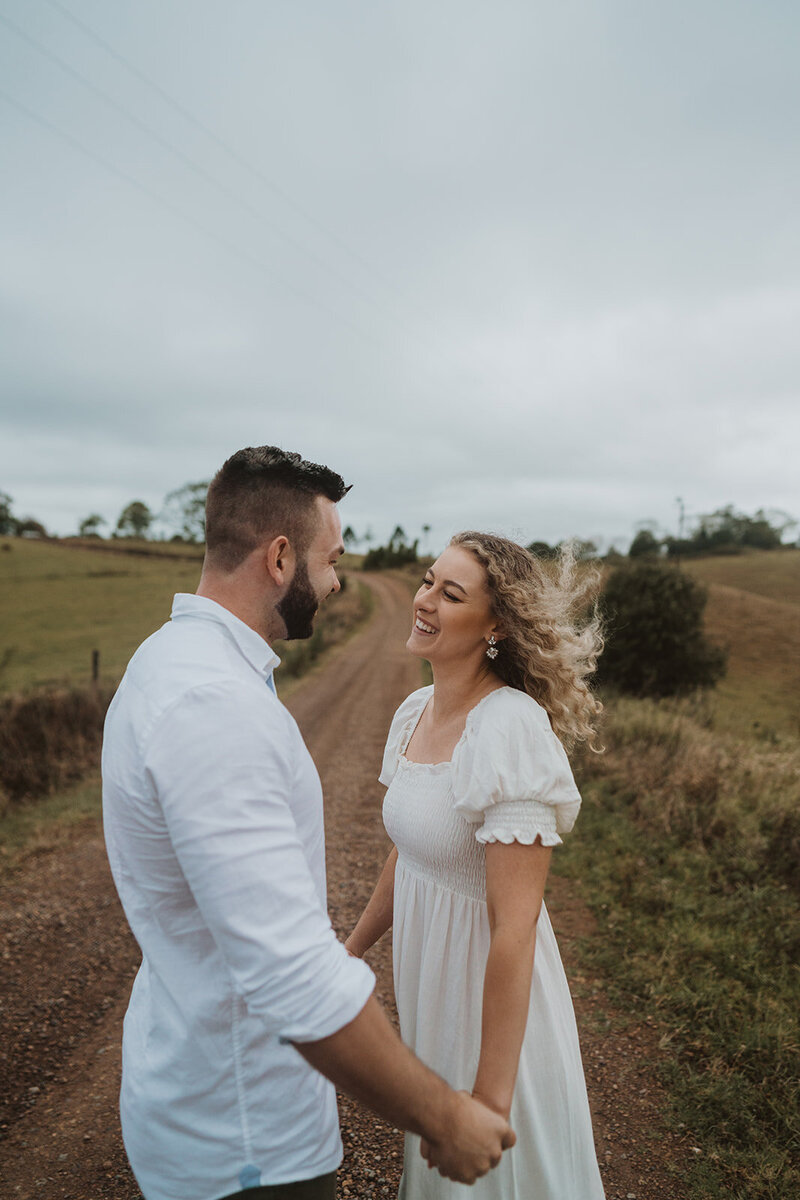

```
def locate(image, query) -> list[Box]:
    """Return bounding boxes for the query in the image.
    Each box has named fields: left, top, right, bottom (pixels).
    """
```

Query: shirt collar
left=170, top=593, right=281, bottom=682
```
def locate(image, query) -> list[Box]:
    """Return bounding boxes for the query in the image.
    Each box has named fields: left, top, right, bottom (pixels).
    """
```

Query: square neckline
left=399, top=685, right=512, bottom=769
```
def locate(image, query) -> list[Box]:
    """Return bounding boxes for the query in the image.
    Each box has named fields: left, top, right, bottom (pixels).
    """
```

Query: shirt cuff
left=276, top=946, right=376, bottom=1044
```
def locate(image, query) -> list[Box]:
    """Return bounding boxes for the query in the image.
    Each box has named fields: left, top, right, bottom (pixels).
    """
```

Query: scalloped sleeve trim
left=475, top=798, right=564, bottom=847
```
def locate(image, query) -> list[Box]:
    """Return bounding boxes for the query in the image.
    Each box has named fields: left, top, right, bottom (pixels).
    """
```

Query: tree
left=363, top=527, right=419, bottom=570
left=526, top=541, right=557, bottom=560
left=116, top=501, right=153, bottom=539
left=598, top=560, right=726, bottom=697
left=342, top=525, right=358, bottom=550
left=16, top=517, right=47, bottom=538
left=572, top=538, right=599, bottom=561
left=664, top=505, right=796, bottom=558
left=0, top=491, right=17, bottom=536
left=79, top=513, right=106, bottom=538
left=628, top=529, right=661, bottom=558
left=161, top=481, right=209, bottom=543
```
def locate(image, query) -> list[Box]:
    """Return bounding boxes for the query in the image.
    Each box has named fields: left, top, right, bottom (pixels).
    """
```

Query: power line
left=0, top=8, right=415, bottom=336
left=43, top=0, right=439, bottom=340
left=0, top=85, right=381, bottom=348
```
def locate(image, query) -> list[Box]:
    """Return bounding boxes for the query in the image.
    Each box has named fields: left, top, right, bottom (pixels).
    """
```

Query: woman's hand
left=470, top=1088, right=511, bottom=1121
left=343, top=847, right=398, bottom=960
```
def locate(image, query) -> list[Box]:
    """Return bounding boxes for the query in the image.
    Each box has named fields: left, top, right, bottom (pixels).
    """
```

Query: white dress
left=380, top=686, right=605, bottom=1200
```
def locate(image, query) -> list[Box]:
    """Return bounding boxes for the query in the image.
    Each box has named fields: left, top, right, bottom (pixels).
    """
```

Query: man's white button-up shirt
left=102, top=594, right=375, bottom=1200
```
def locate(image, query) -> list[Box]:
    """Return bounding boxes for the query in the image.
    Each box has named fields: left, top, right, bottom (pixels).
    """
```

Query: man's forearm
left=294, top=993, right=452, bottom=1140
left=296, top=994, right=516, bottom=1184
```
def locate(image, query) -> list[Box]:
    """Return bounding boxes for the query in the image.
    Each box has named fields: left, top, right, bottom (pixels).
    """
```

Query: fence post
left=92, top=649, right=100, bottom=683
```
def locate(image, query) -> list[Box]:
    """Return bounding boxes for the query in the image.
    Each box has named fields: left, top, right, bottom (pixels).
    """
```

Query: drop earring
left=486, top=635, right=499, bottom=660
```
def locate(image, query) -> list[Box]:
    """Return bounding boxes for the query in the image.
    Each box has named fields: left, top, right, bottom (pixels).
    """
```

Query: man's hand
left=296, top=996, right=514, bottom=1182
left=419, top=1091, right=515, bottom=1184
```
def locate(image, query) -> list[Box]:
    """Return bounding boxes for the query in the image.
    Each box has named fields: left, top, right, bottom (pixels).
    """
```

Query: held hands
left=419, top=1090, right=515, bottom=1184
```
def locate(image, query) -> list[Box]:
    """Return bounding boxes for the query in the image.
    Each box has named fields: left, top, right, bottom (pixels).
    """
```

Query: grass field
left=0, top=539, right=367, bottom=695
left=684, top=547, right=800, bottom=607
left=668, top=550, right=800, bottom=740
left=0, top=539, right=204, bottom=693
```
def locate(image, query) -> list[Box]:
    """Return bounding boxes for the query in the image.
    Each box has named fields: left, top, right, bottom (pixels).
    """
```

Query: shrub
left=628, top=529, right=661, bottom=558
left=0, top=685, right=114, bottom=806
left=598, top=560, right=726, bottom=696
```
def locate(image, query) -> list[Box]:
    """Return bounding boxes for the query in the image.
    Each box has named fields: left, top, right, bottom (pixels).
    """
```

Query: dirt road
left=0, top=573, right=688, bottom=1199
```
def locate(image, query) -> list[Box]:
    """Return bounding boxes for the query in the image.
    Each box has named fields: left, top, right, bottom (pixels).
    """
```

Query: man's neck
left=196, top=571, right=281, bottom=644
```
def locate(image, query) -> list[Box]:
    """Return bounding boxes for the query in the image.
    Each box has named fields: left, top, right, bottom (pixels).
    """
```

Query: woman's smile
left=414, top=614, right=438, bottom=635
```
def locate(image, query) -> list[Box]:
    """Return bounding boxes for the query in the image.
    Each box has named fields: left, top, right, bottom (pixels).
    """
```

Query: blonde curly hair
left=450, top=532, right=604, bottom=750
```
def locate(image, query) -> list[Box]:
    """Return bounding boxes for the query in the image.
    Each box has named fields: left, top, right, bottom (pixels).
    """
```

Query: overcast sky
left=1, top=0, right=798, bottom=552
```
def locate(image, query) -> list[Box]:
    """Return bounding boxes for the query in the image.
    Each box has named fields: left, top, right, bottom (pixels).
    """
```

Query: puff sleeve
left=378, top=686, right=434, bottom=787
left=451, top=689, right=582, bottom=847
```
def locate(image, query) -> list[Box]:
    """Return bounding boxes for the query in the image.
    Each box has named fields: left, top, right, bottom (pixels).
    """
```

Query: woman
left=346, top=532, right=606, bottom=1198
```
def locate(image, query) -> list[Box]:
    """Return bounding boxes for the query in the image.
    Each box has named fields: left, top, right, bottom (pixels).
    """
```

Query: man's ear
left=264, top=535, right=294, bottom=586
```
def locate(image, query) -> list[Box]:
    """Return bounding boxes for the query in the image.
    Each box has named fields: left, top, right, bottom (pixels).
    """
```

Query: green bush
left=599, top=560, right=726, bottom=696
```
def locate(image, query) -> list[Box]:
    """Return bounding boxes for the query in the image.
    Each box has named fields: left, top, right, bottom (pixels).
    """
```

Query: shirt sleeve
left=144, top=680, right=374, bottom=1043
left=450, top=690, right=582, bottom=847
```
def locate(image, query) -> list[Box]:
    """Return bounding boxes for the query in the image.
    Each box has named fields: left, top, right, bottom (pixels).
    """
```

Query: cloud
left=0, top=0, right=798, bottom=548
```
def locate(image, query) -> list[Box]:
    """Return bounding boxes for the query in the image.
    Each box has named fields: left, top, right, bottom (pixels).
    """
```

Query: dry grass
left=0, top=540, right=371, bottom=696
left=699, top=583, right=800, bottom=739
left=577, top=695, right=800, bottom=891
left=0, top=685, right=113, bottom=813
left=683, top=547, right=800, bottom=607
left=566, top=694, right=800, bottom=1197
left=0, top=538, right=202, bottom=693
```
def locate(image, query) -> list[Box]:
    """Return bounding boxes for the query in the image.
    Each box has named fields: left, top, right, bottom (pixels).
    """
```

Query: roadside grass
left=0, top=775, right=102, bottom=873
left=560, top=697, right=800, bottom=1199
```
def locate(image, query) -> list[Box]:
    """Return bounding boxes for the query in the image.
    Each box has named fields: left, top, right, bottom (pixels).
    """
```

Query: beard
left=277, top=558, right=319, bottom=640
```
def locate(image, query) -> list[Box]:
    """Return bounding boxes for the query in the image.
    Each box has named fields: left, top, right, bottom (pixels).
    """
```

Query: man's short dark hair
left=205, top=446, right=350, bottom=572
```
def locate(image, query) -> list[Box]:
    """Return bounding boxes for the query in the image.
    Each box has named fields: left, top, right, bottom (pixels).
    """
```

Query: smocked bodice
left=383, top=758, right=487, bottom=902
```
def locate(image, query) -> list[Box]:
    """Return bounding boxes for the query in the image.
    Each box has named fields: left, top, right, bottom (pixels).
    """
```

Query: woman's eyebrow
left=425, top=568, right=467, bottom=595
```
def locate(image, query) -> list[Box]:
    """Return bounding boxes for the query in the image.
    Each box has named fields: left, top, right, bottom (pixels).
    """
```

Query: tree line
left=1, top=486, right=796, bottom=561
left=0, top=482, right=208, bottom=543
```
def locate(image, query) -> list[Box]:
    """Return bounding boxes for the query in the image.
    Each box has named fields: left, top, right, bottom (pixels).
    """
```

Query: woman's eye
left=444, top=591, right=460, bottom=602
left=421, top=577, right=433, bottom=587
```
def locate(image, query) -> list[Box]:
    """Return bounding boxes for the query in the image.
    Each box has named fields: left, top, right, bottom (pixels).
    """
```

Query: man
left=102, top=446, right=513, bottom=1200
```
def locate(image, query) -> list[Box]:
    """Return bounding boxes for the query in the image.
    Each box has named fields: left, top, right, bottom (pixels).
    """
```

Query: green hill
left=683, top=550, right=800, bottom=738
